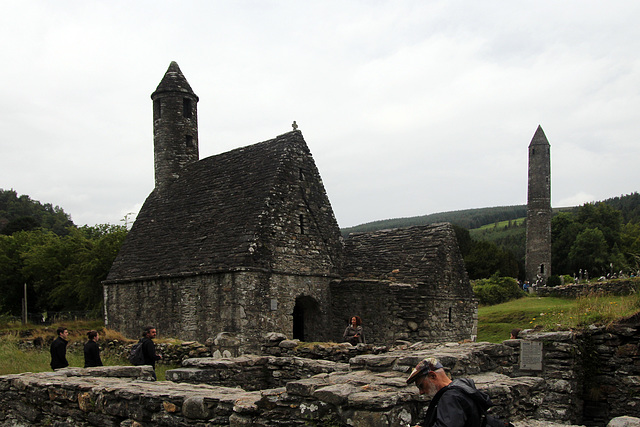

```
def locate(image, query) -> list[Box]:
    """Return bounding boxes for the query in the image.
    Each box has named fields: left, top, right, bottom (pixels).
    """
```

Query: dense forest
left=0, top=189, right=74, bottom=235
left=0, top=189, right=127, bottom=317
left=2, top=188, right=640, bottom=316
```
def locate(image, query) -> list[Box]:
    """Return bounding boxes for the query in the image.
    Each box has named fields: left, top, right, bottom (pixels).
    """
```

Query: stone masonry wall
left=504, top=331, right=584, bottom=424
left=330, top=279, right=477, bottom=344
left=104, top=270, right=334, bottom=354
left=3, top=334, right=632, bottom=426
left=577, top=321, right=640, bottom=425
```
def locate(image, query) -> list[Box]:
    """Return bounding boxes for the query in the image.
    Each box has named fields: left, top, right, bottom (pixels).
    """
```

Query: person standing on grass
left=140, top=326, right=162, bottom=380
left=50, top=326, right=69, bottom=370
left=84, top=330, right=103, bottom=368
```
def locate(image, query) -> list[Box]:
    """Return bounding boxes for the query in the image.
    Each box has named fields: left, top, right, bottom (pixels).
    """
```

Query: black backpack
left=128, top=341, right=145, bottom=366
left=422, top=383, right=514, bottom=427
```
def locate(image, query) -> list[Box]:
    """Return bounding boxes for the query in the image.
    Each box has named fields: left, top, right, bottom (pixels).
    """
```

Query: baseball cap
left=406, top=357, right=444, bottom=384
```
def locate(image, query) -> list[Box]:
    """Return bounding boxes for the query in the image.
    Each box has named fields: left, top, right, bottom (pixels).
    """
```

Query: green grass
left=478, top=293, right=640, bottom=342
left=0, top=334, right=122, bottom=375
left=0, top=329, right=178, bottom=380
left=475, top=218, right=526, bottom=231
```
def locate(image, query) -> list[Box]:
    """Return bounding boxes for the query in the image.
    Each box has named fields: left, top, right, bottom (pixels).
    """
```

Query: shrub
left=473, top=275, right=525, bottom=306
left=547, top=275, right=562, bottom=287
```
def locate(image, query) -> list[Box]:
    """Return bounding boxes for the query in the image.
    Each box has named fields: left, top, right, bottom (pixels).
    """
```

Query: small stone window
left=448, top=307, right=453, bottom=323
left=299, top=214, right=305, bottom=234
left=185, top=135, right=193, bottom=148
left=153, top=99, right=161, bottom=120
left=299, top=168, right=305, bottom=181
left=183, top=98, right=192, bottom=118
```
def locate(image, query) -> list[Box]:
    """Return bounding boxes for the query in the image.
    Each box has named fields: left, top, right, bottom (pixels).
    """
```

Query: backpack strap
left=421, top=386, right=449, bottom=427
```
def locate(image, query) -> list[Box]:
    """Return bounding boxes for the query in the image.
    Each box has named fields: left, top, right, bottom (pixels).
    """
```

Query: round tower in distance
left=151, top=61, right=199, bottom=192
left=525, top=125, right=552, bottom=285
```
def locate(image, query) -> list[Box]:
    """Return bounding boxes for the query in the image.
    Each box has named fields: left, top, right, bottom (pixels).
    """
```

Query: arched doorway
left=292, top=295, right=321, bottom=342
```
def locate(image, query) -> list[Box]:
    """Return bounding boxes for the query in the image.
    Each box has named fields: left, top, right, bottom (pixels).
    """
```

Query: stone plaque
left=520, top=340, right=543, bottom=370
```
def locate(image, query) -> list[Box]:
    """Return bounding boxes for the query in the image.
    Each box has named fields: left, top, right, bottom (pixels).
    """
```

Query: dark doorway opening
left=292, top=295, right=320, bottom=342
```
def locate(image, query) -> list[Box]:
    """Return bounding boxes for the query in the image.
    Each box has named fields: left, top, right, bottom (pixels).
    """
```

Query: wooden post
left=22, top=283, right=27, bottom=325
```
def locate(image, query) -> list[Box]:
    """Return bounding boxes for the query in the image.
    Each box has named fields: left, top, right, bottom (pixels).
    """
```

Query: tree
left=0, top=189, right=73, bottom=236
left=551, top=212, right=582, bottom=275
left=464, top=240, right=519, bottom=279
left=568, top=228, right=609, bottom=276
left=0, top=224, right=127, bottom=315
left=472, top=274, right=525, bottom=305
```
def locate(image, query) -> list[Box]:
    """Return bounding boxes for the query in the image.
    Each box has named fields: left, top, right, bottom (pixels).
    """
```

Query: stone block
left=182, top=396, right=211, bottom=419
left=347, top=410, right=390, bottom=427
left=347, top=391, right=400, bottom=409
left=278, top=339, right=298, bottom=349
left=286, top=378, right=326, bottom=397
left=313, top=383, right=357, bottom=405
left=608, top=416, right=640, bottom=427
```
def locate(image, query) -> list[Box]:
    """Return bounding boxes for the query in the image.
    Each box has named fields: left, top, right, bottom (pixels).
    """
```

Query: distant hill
left=341, top=193, right=640, bottom=237
left=341, top=205, right=529, bottom=236
left=0, top=189, right=74, bottom=235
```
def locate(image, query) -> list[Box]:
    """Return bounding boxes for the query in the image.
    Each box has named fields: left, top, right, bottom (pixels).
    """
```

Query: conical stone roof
left=529, top=125, right=549, bottom=146
left=151, top=61, right=198, bottom=99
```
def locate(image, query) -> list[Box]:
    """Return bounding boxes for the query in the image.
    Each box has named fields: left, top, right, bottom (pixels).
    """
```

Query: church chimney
left=151, top=61, right=199, bottom=191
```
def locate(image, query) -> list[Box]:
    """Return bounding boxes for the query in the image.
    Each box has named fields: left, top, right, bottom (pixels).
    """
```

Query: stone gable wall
left=257, top=139, right=344, bottom=275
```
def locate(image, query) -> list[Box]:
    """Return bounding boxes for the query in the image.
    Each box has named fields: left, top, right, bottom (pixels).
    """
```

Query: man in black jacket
left=50, top=327, right=69, bottom=370
left=140, top=326, right=162, bottom=379
left=406, top=357, right=493, bottom=427
left=84, top=330, right=103, bottom=367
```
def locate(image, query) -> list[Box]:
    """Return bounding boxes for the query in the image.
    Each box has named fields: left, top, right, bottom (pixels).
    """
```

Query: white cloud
left=1, top=1, right=639, bottom=228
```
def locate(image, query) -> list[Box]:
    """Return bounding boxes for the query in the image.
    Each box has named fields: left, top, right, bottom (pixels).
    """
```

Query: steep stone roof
left=106, top=130, right=340, bottom=282
left=151, top=61, right=198, bottom=99
left=529, top=125, right=549, bottom=146
left=341, top=223, right=472, bottom=295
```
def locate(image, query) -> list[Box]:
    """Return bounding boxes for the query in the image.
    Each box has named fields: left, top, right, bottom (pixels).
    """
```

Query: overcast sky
left=1, top=1, right=639, bottom=229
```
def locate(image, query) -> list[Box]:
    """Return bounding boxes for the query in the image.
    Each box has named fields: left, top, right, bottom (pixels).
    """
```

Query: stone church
left=103, top=62, right=477, bottom=353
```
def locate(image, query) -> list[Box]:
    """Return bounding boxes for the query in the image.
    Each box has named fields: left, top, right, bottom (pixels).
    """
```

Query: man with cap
left=406, top=357, right=497, bottom=427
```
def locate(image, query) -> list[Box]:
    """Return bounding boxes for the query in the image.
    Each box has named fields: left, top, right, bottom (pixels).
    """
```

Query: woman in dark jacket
left=84, top=330, right=103, bottom=368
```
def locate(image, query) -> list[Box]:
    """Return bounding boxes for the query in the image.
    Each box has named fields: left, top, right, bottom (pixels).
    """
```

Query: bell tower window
left=153, top=99, right=161, bottom=120
left=183, top=98, right=192, bottom=118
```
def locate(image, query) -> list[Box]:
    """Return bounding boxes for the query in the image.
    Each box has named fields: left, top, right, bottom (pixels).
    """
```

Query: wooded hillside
left=342, top=192, right=640, bottom=281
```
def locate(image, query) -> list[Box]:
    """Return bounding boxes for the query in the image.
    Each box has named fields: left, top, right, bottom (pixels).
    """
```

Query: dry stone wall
left=6, top=326, right=640, bottom=426
left=535, top=280, right=637, bottom=298
left=577, top=321, right=640, bottom=425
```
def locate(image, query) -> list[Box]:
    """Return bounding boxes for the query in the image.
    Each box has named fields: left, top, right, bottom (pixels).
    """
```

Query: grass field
left=2, top=294, right=639, bottom=375
left=0, top=321, right=178, bottom=380
left=477, top=293, right=640, bottom=342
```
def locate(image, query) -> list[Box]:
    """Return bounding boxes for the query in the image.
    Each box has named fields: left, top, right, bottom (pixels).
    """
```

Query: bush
left=473, top=275, right=525, bottom=306
left=547, top=275, right=562, bottom=287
